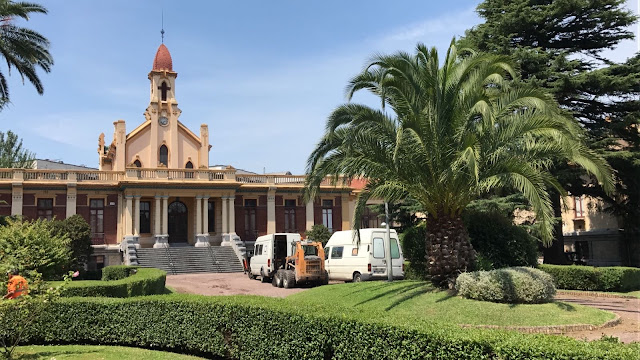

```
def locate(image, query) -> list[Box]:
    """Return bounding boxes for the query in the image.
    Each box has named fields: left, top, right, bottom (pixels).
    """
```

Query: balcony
left=0, top=168, right=351, bottom=189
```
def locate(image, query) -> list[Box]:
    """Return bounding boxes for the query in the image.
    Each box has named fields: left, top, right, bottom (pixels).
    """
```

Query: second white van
left=248, top=233, right=299, bottom=282
left=324, top=228, right=404, bottom=282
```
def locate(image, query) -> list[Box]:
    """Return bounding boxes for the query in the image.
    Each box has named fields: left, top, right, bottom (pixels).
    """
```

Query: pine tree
left=461, top=0, right=640, bottom=265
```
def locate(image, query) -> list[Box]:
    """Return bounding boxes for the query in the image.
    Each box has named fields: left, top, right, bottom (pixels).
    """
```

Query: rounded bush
left=456, top=267, right=556, bottom=304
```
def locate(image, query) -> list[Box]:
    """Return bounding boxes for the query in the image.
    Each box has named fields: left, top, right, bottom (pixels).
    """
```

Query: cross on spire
left=161, top=10, right=165, bottom=43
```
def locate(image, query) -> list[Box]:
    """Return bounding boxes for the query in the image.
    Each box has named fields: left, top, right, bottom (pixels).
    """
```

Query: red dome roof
left=152, top=44, right=173, bottom=71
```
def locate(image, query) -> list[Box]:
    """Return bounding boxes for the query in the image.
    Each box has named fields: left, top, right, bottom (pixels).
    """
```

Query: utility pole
left=384, top=202, right=393, bottom=281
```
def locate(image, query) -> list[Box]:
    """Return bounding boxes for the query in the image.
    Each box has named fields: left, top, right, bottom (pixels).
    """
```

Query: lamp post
left=383, top=202, right=393, bottom=282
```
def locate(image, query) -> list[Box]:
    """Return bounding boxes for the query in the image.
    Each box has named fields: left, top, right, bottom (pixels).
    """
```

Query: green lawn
left=284, top=280, right=616, bottom=328
left=12, top=345, right=204, bottom=359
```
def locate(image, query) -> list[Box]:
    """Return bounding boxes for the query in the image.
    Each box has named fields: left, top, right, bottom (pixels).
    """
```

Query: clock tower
left=146, top=43, right=182, bottom=168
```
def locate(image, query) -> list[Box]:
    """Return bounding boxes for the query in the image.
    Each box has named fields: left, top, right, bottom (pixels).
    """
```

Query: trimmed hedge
left=6, top=295, right=637, bottom=360
left=456, top=267, right=556, bottom=304
left=101, top=265, right=137, bottom=281
left=539, top=264, right=640, bottom=292
left=60, top=268, right=166, bottom=297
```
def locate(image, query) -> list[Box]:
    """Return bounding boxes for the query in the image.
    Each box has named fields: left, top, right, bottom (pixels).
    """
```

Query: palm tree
left=304, top=41, right=613, bottom=285
left=0, top=0, right=52, bottom=107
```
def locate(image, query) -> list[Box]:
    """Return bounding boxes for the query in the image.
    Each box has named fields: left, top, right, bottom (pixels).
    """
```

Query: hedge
left=7, top=295, right=638, bottom=360
left=59, top=268, right=166, bottom=297
left=101, top=265, right=138, bottom=281
left=539, top=264, right=640, bottom=292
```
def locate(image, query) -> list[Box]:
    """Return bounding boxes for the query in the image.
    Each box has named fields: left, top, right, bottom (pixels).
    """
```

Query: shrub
left=101, top=265, right=136, bottom=281
left=538, top=264, right=640, bottom=292
left=58, top=268, right=166, bottom=297
left=5, top=295, right=637, bottom=360
left=306, top=224, right=332, bottom=246
left=463, top=210, right=538, bottom=270
left=399, top=223, right=428, bottom=279
left=456, top=267, right=556, bottom=304
left=50, top=215, right=92, bottom=269
left=0, top=218, right=71, bottom=280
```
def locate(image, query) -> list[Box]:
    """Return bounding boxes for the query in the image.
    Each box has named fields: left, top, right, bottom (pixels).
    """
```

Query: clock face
left=158, top=116, right=169, bottom=126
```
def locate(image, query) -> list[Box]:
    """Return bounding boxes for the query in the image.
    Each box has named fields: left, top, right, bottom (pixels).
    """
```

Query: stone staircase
left=136, top=246, right=244, bottom=275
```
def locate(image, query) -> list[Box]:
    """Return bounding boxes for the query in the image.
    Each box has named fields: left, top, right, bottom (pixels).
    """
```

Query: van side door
left=371, top=233, right=387, bottom=276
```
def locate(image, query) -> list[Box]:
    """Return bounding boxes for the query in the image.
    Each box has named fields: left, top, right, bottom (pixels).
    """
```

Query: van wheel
left=248, top=270, right=255, bottom=280
left=276, top=270, right=284, bottom=288
left=260, top=269, right=269, bottom=283
left=353, top=272, right=362, bottom=283
left=322, top=271, right=329, bottom=285
left=272, top=272, right=279, bottom=287
left=283, top=270, right=296, bottom=289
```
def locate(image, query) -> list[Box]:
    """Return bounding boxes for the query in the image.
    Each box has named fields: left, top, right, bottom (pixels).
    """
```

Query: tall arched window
left=185, top=161, right=194, bottom=178
left=160, top=81, right=169, bottom=101
left=159, top=145, right=168, bottom=166
left=133, top=160, right=142, bottom=168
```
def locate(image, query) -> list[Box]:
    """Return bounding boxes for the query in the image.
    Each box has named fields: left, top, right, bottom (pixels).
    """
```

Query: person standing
left=3, top=269, right=28, bottom=300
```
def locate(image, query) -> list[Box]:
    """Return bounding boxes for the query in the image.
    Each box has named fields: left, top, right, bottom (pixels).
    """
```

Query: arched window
left=185, top=161, right=194, bottom=178
left=159, top=145, right=168, bottom=166
left=133, top=160, right=142, bottom=168
left=160, top=81, right=169, bottom=101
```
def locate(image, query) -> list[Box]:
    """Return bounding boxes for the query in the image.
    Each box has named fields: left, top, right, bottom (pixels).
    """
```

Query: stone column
left=66, top=185, right=77, bottom=218
left=133, top=195, right=141, bottom=236
left=162, top=196, right=169, bottom=235
left=153, top=195, right=168, bottom=248
left=228, top=196, right=236, bottom=234
left=195, top=196, right=209, bottom=247
left=341, top=193, right=350, bottom=231
left=306, top=199, right=314, bottom=231
left=267, top=190, right=276, bottom=234
left=124, top=195, right=133, bottom=237
left=202, top=196, right=210, bottom=234
left=221, top=196, right=228, bottom=234
left=11, top=185, right=22, bottom=217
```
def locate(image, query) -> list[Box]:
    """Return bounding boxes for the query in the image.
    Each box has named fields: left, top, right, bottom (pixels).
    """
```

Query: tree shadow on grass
left=15, top=348, right=101, bottom=360
left=434, top=289, right=457, bottom=303
left=354, top=282, right=436, bottom=310
left=345, top=282, right=390, bottom=296
left=385, top=284, right=443, bottom=311
left=553, top=301, right=577, bottom=312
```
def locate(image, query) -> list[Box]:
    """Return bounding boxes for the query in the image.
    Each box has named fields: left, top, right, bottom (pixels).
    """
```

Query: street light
left=383, top=202, right=393, bottom=281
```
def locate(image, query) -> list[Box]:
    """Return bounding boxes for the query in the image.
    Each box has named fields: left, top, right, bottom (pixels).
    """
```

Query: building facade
left=0, top=44, right=355, bottom=268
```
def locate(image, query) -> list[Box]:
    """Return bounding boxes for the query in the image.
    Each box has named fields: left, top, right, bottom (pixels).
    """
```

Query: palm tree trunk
left=425, top=213, right=476, bottom=286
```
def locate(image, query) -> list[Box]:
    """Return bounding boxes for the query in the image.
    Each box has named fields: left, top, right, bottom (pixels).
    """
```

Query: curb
left=460, top=314, right=621, bottom=334
left=556, top=290, right=637, bottom=299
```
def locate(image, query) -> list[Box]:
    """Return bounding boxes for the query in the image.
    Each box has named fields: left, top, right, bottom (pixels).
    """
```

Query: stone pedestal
left=195, top=234, right=210, bottom=247
left=122, top=235, right=140, bottom=265
left=153, top=234, right=169, bottom=248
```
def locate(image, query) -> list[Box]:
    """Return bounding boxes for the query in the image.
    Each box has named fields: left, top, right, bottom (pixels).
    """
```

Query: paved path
left=555, top=294, right=640, bottom=343
left=166, top=272, right=308, bottom=298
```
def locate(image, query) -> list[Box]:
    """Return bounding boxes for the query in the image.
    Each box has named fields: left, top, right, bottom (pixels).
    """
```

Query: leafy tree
left=0, top=131, right=34, bottom=168
left=367, top=197, right=423, bottom=233
left=306, top=224, right=331, bottom=246
left=461, top=0, right=640, bottom=264
left=0, top=0, right=53, bottom=107
left=305, top=42, right=613, bottom=284
left=0, top=218, right=71, bottom=280
left=49, top=215, right=92, bottom=270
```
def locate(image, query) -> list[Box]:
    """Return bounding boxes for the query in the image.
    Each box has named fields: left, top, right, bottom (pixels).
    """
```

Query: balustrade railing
left=24, top=170, right=68, bottom=181
left=76, top=171, right=121, bottom=182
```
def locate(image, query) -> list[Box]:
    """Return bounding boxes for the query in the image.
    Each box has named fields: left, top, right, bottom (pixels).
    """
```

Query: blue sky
left=0, top=0, right=638, bottom=173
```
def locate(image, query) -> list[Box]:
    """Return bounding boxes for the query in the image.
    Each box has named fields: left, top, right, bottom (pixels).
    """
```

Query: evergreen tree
left=0, top=130, right=34, bottom=168
left=461, top=0, right=639, bottom=264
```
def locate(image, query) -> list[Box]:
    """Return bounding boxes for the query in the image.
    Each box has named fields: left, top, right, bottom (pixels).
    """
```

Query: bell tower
left=145, top=43, right=182, bottom=168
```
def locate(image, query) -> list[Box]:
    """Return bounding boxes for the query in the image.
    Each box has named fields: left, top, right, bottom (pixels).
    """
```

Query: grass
left=284, top=280, right=616, bottom=328
left=11, top=345, right=204, bottom=359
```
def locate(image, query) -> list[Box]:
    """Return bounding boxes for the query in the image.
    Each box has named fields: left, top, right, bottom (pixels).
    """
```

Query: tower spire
left=161, top=10, right=165, bottom=43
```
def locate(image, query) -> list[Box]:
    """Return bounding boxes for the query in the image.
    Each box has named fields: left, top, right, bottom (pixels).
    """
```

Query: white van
left=248, top=233, right=300, bottom=282
left=324, top=229, right=404, bottom=282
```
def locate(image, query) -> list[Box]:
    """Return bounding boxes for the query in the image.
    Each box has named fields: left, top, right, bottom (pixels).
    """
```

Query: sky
left=0, top=0, right=638, bottom=174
